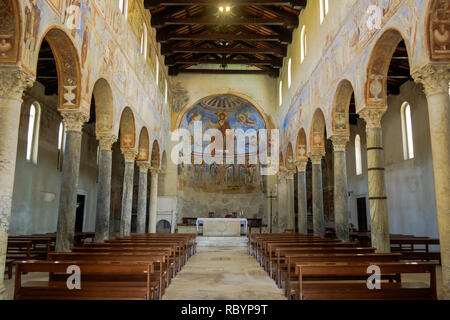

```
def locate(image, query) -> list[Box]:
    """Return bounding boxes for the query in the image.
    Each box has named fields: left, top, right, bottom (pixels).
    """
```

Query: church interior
left=0, top=0, right=449, bottom=301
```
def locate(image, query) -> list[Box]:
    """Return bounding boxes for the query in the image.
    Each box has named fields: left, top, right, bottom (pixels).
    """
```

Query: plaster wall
left=9, top=83, right=98, bottom=235
left=346, top=81, right=438, bottom=237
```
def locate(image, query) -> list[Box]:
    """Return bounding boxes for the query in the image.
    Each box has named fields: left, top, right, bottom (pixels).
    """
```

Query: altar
left=196, top=218, right=248, bottom=237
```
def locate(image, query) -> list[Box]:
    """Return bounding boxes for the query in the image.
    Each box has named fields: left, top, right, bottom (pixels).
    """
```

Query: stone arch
left=296, top=128, right=308, bottom=162
left=286, top=142, right=295, bottom=170
left=151, top=140, right=160, bottom=168
left=426, top=0, right=450, bottom=61
left=92, top=78, right=114, bottom=133
left=331, top=79, right=355, bottom=136
left=33, top=26, right=81, bottom=110
left=310, top=108, right=326, bottom=153
left=119, top=107, right=136, bottom=149
left=137, top=127, right=150, bottom=162
left=0, top=0, right=21, bottom=63
left=365, top=28, right=411, bottom=107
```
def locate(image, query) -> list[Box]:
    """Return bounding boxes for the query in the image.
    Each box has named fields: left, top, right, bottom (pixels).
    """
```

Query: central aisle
left=163, top=246, right=286, bottom=300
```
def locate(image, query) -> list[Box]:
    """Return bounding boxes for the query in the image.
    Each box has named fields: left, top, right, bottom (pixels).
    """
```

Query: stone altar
left=197, top=218, right=248, bottom=237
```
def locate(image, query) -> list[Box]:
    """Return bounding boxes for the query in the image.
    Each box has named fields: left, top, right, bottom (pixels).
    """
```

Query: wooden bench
left=47, top=252, right=167, bottom=299
left=14, top=261, right=155, bottom=300
left=293, top=262, right=437, bottom=300
left=282, top=253, right=402, bottom=298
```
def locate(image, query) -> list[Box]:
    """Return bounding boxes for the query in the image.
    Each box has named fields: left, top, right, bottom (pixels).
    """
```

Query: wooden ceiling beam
left=145, top=0, right=306, bottom=10
left=161, top=45, right=287, bottom=57
left=169, top=67, right=280, bottom=77
left=156, top=30, right=292, bottom=44
left=165, top=56, right=283, bottom=67
left=151, top=15, right=298, bottom=28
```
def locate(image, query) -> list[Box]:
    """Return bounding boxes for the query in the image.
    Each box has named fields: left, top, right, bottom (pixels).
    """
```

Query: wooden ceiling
left=145, top=0, right=307, bottom=77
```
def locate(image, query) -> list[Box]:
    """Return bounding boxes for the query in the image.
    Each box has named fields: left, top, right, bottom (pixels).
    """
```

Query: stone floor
left=162, top=246, right=286, bottom=300
left=3, top=246, right=445, bottom=300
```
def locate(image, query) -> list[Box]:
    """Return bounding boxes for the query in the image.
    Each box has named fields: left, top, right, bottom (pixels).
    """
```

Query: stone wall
left=346, top=81, right=439, bottom=237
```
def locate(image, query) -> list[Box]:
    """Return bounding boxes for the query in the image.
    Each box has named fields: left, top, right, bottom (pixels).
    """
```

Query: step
left=196, top=236, right=249, bottom=247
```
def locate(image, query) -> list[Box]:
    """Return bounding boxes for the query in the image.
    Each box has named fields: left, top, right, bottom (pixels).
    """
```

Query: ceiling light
left=226, top=6, right=231, bottom=12
left=219, top=6, right=224, bottom=12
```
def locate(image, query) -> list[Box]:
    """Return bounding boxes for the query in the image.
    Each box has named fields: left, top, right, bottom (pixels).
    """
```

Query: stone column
left=286, top=170, right=295, bottom=230
left=148, top=168, right=160, bottom=233
left=413, top=64, right=450, bottom=298
left=136, top=161, right=150, bottom=234
left=310, top=152, right=325, bottom=237
left=55, top=110, right=89, bottom=252
left=276, top=170, right=288, bottom=232
left=296, top=161, right=308, bottom=234
left=94, top=133, right=117, bottom=243
left=359, top=107, right=390, bottom=253
left=331, top=135, right=350, bottom=241
left=0, top=67, right=34, bottom=300
left=120, top=149, right=137, bottom=237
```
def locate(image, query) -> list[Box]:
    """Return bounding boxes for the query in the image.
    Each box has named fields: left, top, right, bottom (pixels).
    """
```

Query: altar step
left=196, top=236, right=249, bottom=247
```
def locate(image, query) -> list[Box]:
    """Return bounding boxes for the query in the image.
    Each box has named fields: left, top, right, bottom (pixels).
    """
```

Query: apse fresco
left=179, top=95, right=266, bottom=194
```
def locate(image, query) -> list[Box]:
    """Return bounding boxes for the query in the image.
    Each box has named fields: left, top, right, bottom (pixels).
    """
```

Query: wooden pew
left=390, top=238, right=441, bottom=263
left=47, top=252, right=167, bottom=299
left=293, top=262, right=438, bottom=300
left=270, top=247, right=377, bottom=286
left=14, top=261, right=155, bottom=300
left=282, top=253, right=401, bottom=298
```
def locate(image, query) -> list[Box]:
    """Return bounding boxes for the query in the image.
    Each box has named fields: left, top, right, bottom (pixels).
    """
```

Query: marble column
left=94, top=133, right=117, bottom=243
left=136, top=161, right=150, bottom=234
left=331, top=136, right=350, bottom=241
left=413, top=64, right=450, bottom=299
left=120, top=149, right=137, bottom=237
left=148, top=168, right=159, bottom=233
left=296, top=161, right=308, bottom=235
left=359, top=107, right=390, bottom=253
left=286, top=170, right=295, bottom=230
left=0, top=67, right=34, bottom=300
left=55, top=110, right=89, bottom=252
left=310, top=152, right=325, bottom=237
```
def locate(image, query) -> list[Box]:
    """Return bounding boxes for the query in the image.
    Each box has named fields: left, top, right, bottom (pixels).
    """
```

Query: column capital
left=60, top=109, right=89, bottom=132
left=295, top=161, right=308, bottom=172
left=358, top=107, right=387, bottom=129
left=0, top=67, right=34, bottom=101
left=121, top=148, right=137, bottom=163
left=150, top=167, right=161, bottom=175
left=277, top=169, right=286, bottom=181
left=137, top=161, right=151, bottom=173
left=330, top=135, right=349, bottom=152
left=309, top=151, right=325, bottom=165
left=97, top=133, right=118, bottom=151
left=286, top=170, right=296, bottom=179
left=412, top=63, right=450, bottom=96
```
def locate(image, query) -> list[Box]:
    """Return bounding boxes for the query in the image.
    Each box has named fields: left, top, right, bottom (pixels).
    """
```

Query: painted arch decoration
left=427, top=0, right=450, bottom=61
left=178, top=94, right=266, bottom=194
left=0, top=0, right=20, bottom=63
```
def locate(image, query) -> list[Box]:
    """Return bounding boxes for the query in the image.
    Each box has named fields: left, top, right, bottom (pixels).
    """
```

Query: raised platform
left=196, top=236, right=249, bottom=247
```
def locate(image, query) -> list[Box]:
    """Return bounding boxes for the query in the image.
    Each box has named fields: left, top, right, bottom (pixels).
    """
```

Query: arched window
left=355, top=134, right=362, bottom=176
left=119, top=0, right=128, bottom=19
left=26, top=102, right=40, bottom=163
left=279, top=81, right=283, bottom=106
left=319, top=0, right=329, bottom=24
left=401, top=102, right=414, bottom=160
left=57, top=122, right=66, bottom=170
left=141, top=23, right=148, bottom=57
left=288, top=58, right=292, bottom=89
left=300, top=26, right=307, bottom=63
